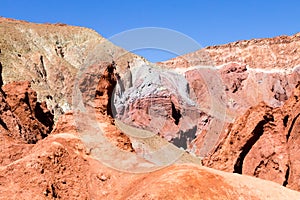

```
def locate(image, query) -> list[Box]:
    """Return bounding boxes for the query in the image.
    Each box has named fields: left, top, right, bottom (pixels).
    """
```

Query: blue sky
left=1, top=0, right=300, bottom=62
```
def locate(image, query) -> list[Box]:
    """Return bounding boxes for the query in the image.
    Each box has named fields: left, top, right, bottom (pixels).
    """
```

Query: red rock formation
left=94, top=62, right=117, bottom=117
left=3, top=81, right=53, bottom=143
left=203, top=82, right=300, bottom=191
left=155, top=33, right=300, bottom=191
left=2, top=71, right=297, bottom=199
left=0, top=80, right=53, bottom=169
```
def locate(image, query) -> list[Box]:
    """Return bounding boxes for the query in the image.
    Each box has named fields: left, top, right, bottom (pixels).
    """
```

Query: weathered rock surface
left=0, top=79, right=297, bottom=200
left=154, top=32, right=300, bottom=190
left=160, top=32, right=300, bottom=69
left=0, top=17, right=144, bottom=120
left=114, top=64, right=200, bottom=148
left=203, top=82, right=300, bottom=191
left=0, top=80, right=53, bottom=167
left=3, top=81, right=53, bottom=143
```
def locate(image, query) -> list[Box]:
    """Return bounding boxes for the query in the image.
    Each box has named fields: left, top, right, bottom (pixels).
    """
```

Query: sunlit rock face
left=113, top=63, right=203, bottom=150
left=0, top=17, right=142, bottom=120
left=156, top=32, right=300, bottom=190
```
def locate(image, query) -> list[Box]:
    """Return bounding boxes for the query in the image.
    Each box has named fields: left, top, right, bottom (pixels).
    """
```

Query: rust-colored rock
left=3, top=81, right=53, bottom=143
left=203, top=82, right=300, bottom=191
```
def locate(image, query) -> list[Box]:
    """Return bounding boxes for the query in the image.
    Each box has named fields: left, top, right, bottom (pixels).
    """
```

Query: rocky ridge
left=0, top=17, right=145, bottom=120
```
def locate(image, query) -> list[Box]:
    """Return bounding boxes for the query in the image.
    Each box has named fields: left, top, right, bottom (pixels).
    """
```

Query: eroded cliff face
left=3, top=81, right=53, bottom=143
left=0, top=80, right=54, bottom=169
left=1, top=66, right=298, bottom=200
left=160, top=33, right=300, bottom=69
left=0, top=17, right=144, bottom=120
left=202, top=82, right=300, bottom=191
left=143, top=32, right=300, bottom=190
left=0, top=82, right=299, bottom=199
left=0, top=81, right=53, bottom=144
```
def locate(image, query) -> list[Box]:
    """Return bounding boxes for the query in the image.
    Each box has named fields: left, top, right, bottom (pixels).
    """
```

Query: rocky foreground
left=0, top=17, right=300, bottom=199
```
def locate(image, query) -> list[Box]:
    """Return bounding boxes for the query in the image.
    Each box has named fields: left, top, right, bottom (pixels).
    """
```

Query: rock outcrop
left=0, top=17, right=144, bottom=120
left=3, top=81, right=53, bottom=143
left=202, top=82, right=300, bottom=191
left=155, top=32, right=300, bottom=190
left=160, top=33, right=300, bottom=69
left=0, top=80, right=54, bottom=170
left=0, top=80, right=53, bottom=144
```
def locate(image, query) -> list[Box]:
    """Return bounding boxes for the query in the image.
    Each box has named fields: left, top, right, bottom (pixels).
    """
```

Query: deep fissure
left=171, top=102, right=181, bottom=125
left=283, top=165, right=290, bottom=187
left=286, top=113, right=300, bottom=141
left=233, top=115, right=273, bottom=174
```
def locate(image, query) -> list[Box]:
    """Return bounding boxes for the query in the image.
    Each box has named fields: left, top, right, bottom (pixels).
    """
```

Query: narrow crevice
left=24, top=92, right=32, bottom=112
left=107, top=64, right=117, bottom=118
left=51, top=184, right=58, bottom=199
left=39, top=55, right=47, bottom=78
left=0, top=62, right=5, bottom=97
left=34, top=102, right=54, bottom=137
left=17, top=123, right=22, bottom=135
left=286, top=113, right=300, bottom=141
left=233, top=115, right=273, bottom=174
left=253, top=160, right=264, bottom=177
left=0, top=118, right=8, bottom=130
left=253, top=152, right=275, bottom=177
left=171, top=102, right=181, bottom=125
left=283, top=165, right=290, bottom=187
left=283, top=115, right=289, bottom=127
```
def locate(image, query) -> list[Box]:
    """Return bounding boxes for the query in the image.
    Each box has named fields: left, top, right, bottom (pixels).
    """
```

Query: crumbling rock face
left=0, top=91, right=24, bottom=139
left=76, top=61, right=134, bottom=152
left=114, top=64, right=201, bottom=149
left=94, top=62, right=117, bottom=117
left=0, top=80, right=54, bottom=169
left=160, top=32, right=300, bottom=69
left=0, top=17, right=143, bottom=120
left=3, top=81, right=54, bottom=143
left=203, top=83, right=300, bottom=191
left=219, top=62, right=248, bottom=93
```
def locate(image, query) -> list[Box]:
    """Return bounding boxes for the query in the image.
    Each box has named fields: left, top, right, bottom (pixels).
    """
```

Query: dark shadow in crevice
left=233, top=115, right=274, bottom=174
left=171, top=102, right=181, bottom=125
left=286, top=113, right=300, bottom=141
left=283, top=164, right=290, bottom=187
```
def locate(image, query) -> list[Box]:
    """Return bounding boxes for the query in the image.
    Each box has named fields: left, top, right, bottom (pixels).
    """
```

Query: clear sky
left=1, top=0, right=300, bottom=62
